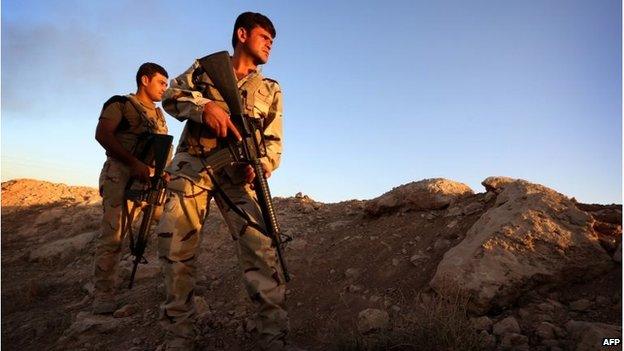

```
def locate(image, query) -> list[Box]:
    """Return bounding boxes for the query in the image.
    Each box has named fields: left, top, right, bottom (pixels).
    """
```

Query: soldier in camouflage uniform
left=93, top=63, right=170, bottom=314
left=157, top=12, right=289, bottom=350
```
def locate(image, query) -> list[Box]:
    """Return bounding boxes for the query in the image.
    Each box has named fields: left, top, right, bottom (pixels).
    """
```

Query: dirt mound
left=1, top=178, right=621, bottom=350
left=1, top=178, right=99, bottom=211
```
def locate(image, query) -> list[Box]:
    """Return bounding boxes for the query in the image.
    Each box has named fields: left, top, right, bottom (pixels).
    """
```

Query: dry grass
left=332, top=289, right=484, bottom=351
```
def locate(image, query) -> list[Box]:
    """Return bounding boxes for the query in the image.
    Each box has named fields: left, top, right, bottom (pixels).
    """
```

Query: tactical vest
left=102, top=95, right=168, bottom=156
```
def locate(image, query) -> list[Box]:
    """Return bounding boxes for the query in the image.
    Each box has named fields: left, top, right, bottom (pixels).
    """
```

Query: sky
left=1, top=0, right=622, bottom=204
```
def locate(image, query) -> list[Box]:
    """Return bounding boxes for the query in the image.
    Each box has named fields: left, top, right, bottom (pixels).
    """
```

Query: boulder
left=481, top=176, right=517, bottom=194
left=63, top=311, right=121, bottom=340
left=430, top=178, right=611, bottom=314
left=356, top=308, right=389, bottom=334
left=493, top=316, right=521, bottom=336
left=113, top=304, right=139, bottom=318
left=470, top=316, right=493, bottom=332
left=565, top=320, right=622, bottom=351
left=29, top=231, right=98, bottom=262
left=365, top=178, right=473, bottom=216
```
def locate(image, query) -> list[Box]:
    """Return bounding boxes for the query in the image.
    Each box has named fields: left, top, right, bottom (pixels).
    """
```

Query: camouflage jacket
left=162, top=57, right=283, bottom=189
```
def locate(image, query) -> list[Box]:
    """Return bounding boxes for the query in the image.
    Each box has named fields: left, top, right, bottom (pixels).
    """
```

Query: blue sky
left=2, top=0, right=621, bottom=204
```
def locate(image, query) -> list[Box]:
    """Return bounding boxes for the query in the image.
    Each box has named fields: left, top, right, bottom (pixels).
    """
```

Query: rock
left=483, top=191, right=497, bottom=202
left=133, top=264, right=161, bottom=281
left=493, top=316, right=521, bottom=336
left=470, top=316, right=492, bottom=332
left=569, top=299, right=592, bottom=311
left=113, top=303, right=139, bottom=318
left=82, top=282, right=95, bottom=296
left=244, top=318, right=257, bottom=332
left=463, top=202, right=483, bottom=215
left=430, top=178, right=612, bottom=314
left=391, top=258, right=400, bottom=266
left=535, top=322, right=556, bottom=340
left=565, top=320, right=622, bottom=351
left=300, top=203, right=315, bottom=213
left=345, top=268, right=361, bottom=280
left=369, top=295, right=382, bottom=303
left=595, top=296, right=610, bottom=305
left=35, top=208, right=66, bottom=225
left=534, top=313, right=553, bottom=323
left=424, top=212, right=437, bottom=220
left=479, top=330, right=496, bottom=349
left=445, top=206, right=463, bottom=217
left=29, top=231, right=98, bottom=261
left=434, top=239, right=450, bottom=250
left=364, top=178, right=473, bottom=216
left=194, top=296, right=210, bottom=315
left=542, top=339, right=560, bottom=348
left=63, top=311, right=121, bottom=339
left=287, top=238, right=307, bottom=251
left=481, top=176, right=516, bottom=194
left=537, top=302, right=554, bottom=313
left=517, top=308, right=531, bottom=320
left=346, top=285, right=362, bottom=293
left=500, top=333, right=529, bottom=349
left=328, top=220, right=352, bottom=231
left=356, top=308, right=389, bottom=334
left=409, top=252, right=428, bottom=266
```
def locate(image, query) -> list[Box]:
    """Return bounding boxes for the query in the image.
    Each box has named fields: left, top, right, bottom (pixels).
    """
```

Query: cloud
left=1, top=19, right=114, bottom=117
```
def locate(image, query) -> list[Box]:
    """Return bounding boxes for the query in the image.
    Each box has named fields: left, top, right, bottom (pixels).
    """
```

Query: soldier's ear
left=237, top=27, right=248, bottom=44
left=140, top=75, right=150, bottom=88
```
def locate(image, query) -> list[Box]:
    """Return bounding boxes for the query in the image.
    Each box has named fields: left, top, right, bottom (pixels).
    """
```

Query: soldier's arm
left=162, top=61, right=241, bottom=139
left=260, top=85, right=283, bottom=173
left=95, top=101, right=152, bottom=182
left=162, top=61, right=212, bottom=124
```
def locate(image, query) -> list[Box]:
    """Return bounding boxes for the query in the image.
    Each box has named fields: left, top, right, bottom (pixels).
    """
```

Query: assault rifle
left=198, top=51, right=291, bottom=282
left=125, top=133, right=173, bottom=289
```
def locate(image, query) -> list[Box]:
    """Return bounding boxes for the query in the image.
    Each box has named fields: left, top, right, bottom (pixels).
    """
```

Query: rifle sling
left=205, top=168, right=268, bottom=238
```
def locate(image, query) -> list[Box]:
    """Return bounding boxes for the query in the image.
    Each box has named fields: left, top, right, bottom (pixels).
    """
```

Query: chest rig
left=184, top=67, right=269, bottom=159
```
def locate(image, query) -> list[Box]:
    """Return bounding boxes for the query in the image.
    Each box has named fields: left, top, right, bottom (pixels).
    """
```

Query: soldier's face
left=143, top=73, right=168, bottom=102
left=241, top=26, right=274, bottom=65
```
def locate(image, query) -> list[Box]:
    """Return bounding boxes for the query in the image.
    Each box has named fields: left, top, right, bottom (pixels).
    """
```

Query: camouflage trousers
left=94, top=158, right=159, bottom=295
left=94, top=158, right=133, bottom=295
left=156, top=174, right=289, bottom=349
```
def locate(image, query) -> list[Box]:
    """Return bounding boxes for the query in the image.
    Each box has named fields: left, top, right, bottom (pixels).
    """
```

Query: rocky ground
left=1, top=177, right=621, bottom=350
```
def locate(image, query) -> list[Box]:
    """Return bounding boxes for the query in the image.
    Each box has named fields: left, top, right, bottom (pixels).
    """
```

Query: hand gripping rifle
left=124, top=133, right=173, bottom=289
left=198, top=51, right=291, bottom=282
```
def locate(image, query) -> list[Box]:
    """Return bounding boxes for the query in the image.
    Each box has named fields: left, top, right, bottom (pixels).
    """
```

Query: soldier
left=156, top=12, right=289, bottom=350
left=93, top=62, right=170, bottom=314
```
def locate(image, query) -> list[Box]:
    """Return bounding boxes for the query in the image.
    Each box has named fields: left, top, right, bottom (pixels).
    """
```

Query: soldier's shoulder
left=262, top=77, right=282, bottom=92
left=102, top=95, right=129, bottom=110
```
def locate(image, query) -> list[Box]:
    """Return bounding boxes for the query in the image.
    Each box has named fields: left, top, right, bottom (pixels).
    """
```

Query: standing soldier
left=93, top=63, right=170, bottom=314
left=157, top=12, right=289, bottom=350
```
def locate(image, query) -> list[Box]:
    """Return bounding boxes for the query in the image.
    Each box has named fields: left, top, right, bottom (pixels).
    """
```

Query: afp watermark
left=602, top=338, right=621, bottom=346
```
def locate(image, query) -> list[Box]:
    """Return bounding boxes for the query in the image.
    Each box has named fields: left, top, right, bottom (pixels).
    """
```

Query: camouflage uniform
left=157, top=57, right=287, bottom=350
left=94, top=94, right=169, bottom=304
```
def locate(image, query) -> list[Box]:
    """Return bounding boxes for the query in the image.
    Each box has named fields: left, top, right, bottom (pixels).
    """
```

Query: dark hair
left=136, top=62, right=168, bottom=88
left=231, top=12, right=276, bottom=49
